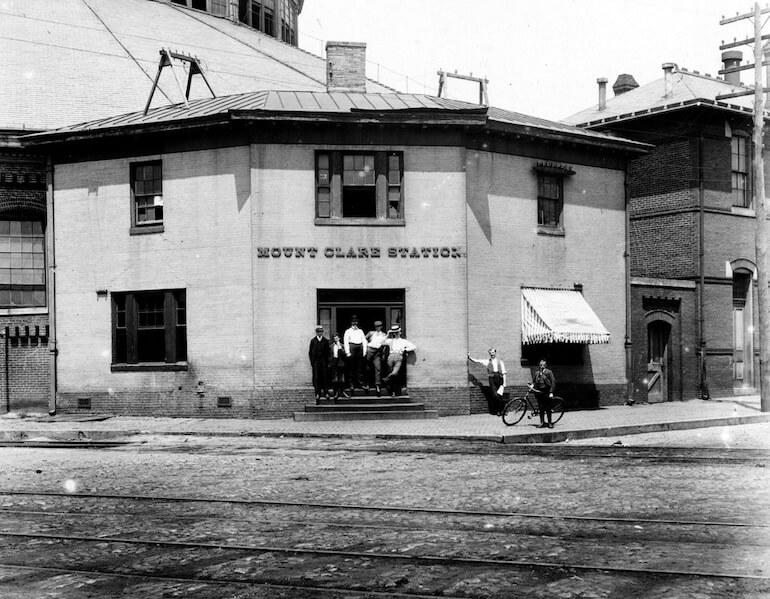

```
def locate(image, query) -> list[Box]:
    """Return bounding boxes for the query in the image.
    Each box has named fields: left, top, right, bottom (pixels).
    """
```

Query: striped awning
left=521, top=287, right=611, bottom=345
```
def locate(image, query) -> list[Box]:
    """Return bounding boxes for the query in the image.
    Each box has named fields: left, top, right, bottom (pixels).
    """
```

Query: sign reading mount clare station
left=257, top=246, right=467, bottom=259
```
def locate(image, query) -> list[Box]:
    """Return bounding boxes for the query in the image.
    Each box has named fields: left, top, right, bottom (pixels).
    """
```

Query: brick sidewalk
left=1, top=396, right=767, bottom=443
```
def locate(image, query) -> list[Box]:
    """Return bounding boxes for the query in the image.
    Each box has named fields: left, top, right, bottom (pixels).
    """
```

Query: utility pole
left=719, top=3, right=770, bottom=412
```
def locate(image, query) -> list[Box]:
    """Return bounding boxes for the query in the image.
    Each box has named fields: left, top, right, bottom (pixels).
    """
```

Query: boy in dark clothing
left=532, top=359, right=556, bottom=428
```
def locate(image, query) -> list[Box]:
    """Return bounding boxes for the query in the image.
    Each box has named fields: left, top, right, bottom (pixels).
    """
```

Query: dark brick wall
left=0, top=314, right=50, bottom=412
left=0, top=150, right=49, bottom=414
left=0, top=150, right=46, bottom=216
left=628, top=140, right=692, bottom=199
left=629, top=285, right=699, bottom=403
left=56, top=386, right=474, bottom=418
left=630, top=212, right=698, bottom=278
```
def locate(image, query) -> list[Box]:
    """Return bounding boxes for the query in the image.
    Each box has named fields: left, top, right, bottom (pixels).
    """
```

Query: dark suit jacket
left=309, top=336, right=330, bottom=365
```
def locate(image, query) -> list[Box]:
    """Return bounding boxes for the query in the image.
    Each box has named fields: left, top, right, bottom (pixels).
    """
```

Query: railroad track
left=0, top=490, right=767, bottom=588
left=2, top=489, right=768, bottom=529
left=0, top=563, right=472, bottom=599
left=4, top=436, right=770, bottom=463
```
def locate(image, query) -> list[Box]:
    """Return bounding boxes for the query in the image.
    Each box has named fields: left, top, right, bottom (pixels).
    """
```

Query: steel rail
left=5, top=436, right=769, bottom=462
left=0, top=563, right=470, bottom=599
left=1, top=530, right=767, bottom=580
left=118, top=440, right=770, bottom=462
left=1, top=490, right=765, bottom=529
left=6, top=507, right=767, bottom=545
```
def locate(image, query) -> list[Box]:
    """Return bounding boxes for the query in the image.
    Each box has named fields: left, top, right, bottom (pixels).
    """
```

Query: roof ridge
left=675, top=65, right=748, bottom=88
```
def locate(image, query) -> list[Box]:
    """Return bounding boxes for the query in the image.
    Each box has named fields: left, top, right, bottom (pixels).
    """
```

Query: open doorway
left=317, top=289, right=407, bottom=391
left=317, top=289, right=405, bottom=338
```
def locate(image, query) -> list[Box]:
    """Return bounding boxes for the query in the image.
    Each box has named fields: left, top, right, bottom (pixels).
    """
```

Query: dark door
left=647, top=320, right=670, bottom=403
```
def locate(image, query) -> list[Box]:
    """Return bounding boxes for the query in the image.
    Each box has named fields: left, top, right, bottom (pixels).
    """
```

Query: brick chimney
left=326, top=41, right=367, bottom=93
left=721, top=50, right=742, bottom=85
left=612, top=73, right=639, bottom=96
left=597, top=77, right=608, bottom=110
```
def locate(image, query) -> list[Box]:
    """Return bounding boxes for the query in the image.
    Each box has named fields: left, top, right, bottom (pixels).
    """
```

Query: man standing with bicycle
left=532, top=359, right=556, bottom=428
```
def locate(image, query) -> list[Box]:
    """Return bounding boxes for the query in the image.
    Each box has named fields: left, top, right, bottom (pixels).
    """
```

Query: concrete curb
left=501, top=413, right=770, bottom=443
left=1, top=413, right=769, bottom=444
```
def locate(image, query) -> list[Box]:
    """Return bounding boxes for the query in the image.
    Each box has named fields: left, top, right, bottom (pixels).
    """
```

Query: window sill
left=731, top=206, right=755, bottom=217
left=111, top=362, right=188, bottom=372
left=130, top=224, right=164, bottom=236
left=537, top=225, right=565, bottom=237
left=0, top=306, right=47, bottom=316
left=315, top=217, right=406, bottom=227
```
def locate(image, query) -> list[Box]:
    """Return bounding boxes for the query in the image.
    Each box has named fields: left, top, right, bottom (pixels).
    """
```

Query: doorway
left=317, top=289, right=405, bottom=338
left=647, top=320, right=671, bottom=403
left=317, top=289, right=407, bottom=388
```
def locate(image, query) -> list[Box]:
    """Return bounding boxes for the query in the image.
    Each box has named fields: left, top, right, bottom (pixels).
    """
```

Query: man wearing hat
left=308, top=325, right=330, bottom=402
left=365, top=320, right=389, bottom=396
left=383, top=325, right=416, bottom=396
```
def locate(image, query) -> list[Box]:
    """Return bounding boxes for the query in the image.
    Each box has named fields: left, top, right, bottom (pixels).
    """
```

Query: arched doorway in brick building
left=646, top=318, right=671, bottom=403
left=644, top=305, right=681, bottom=404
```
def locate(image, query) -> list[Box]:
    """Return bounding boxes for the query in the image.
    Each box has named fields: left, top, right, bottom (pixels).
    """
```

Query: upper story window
left=731, top=134, right=751, bottom=208
left=263, top=0, right=275, bottom=36
left=112, top=289, right=187, bottom=370
left=280, top=0, right=295, bottom=43
left=315, top=151, right=404, bottom=225
left=130, top=161, right=163, bottom=234
left=537, top=173, right=563, bottom=228
left=533, top=163, right=574, bottom=233
left=0, top=219, right=45, bottom=308
left=210, top=0, right=227, bottom=15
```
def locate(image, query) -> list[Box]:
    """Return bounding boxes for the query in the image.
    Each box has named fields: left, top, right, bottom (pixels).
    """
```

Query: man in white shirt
left=365, top=320, right=389, bottom=396
left=343, top=315, right=368, bottom=393
left=383, top=325, right=416, bottom=396
left=468, top=348, right=507, bottom=415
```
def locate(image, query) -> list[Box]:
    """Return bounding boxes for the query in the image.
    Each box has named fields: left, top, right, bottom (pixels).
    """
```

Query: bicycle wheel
left=501, top=398, right=527, bottom=426
left=550, top=396, right=565, bottom=424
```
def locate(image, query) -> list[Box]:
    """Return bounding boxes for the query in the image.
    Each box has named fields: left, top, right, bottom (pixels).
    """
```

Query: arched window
left=733, top=268, right=754, bottom=386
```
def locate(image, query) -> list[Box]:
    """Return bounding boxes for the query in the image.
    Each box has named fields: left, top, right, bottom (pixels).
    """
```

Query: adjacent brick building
left=566, top=55, right=761, bottom=403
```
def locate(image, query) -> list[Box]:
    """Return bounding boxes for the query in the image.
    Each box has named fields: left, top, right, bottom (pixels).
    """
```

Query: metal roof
left=563, top=66, right=761, bottom=127
left=23, top=89, right=650, bottom=152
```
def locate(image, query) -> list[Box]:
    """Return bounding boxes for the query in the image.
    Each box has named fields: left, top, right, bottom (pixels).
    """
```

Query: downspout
left=624, top=164, right=634, bottom=404
left=4, top=327, right=8, bottom=413
left=698, top=134, right=709, bottom=399
left=46, top=157, right=57, bottom=415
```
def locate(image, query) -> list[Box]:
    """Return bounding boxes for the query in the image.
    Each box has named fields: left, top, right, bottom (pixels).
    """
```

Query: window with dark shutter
left=315, top=150, right=404, bottom=225
left=112, top=289, right=187, bottom=371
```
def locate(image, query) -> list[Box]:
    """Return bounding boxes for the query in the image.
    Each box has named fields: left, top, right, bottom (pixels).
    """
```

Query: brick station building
left=566, top=53, right=763, bottom=403
left=25, top=45, right=648, bottom=417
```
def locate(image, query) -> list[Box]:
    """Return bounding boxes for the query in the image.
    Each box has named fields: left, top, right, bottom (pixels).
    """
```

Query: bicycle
left=501, top=385, right=565, bottom=426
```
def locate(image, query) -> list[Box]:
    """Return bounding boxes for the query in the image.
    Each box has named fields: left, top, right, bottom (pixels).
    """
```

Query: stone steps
left=293, top=394, right=438, bottom=421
